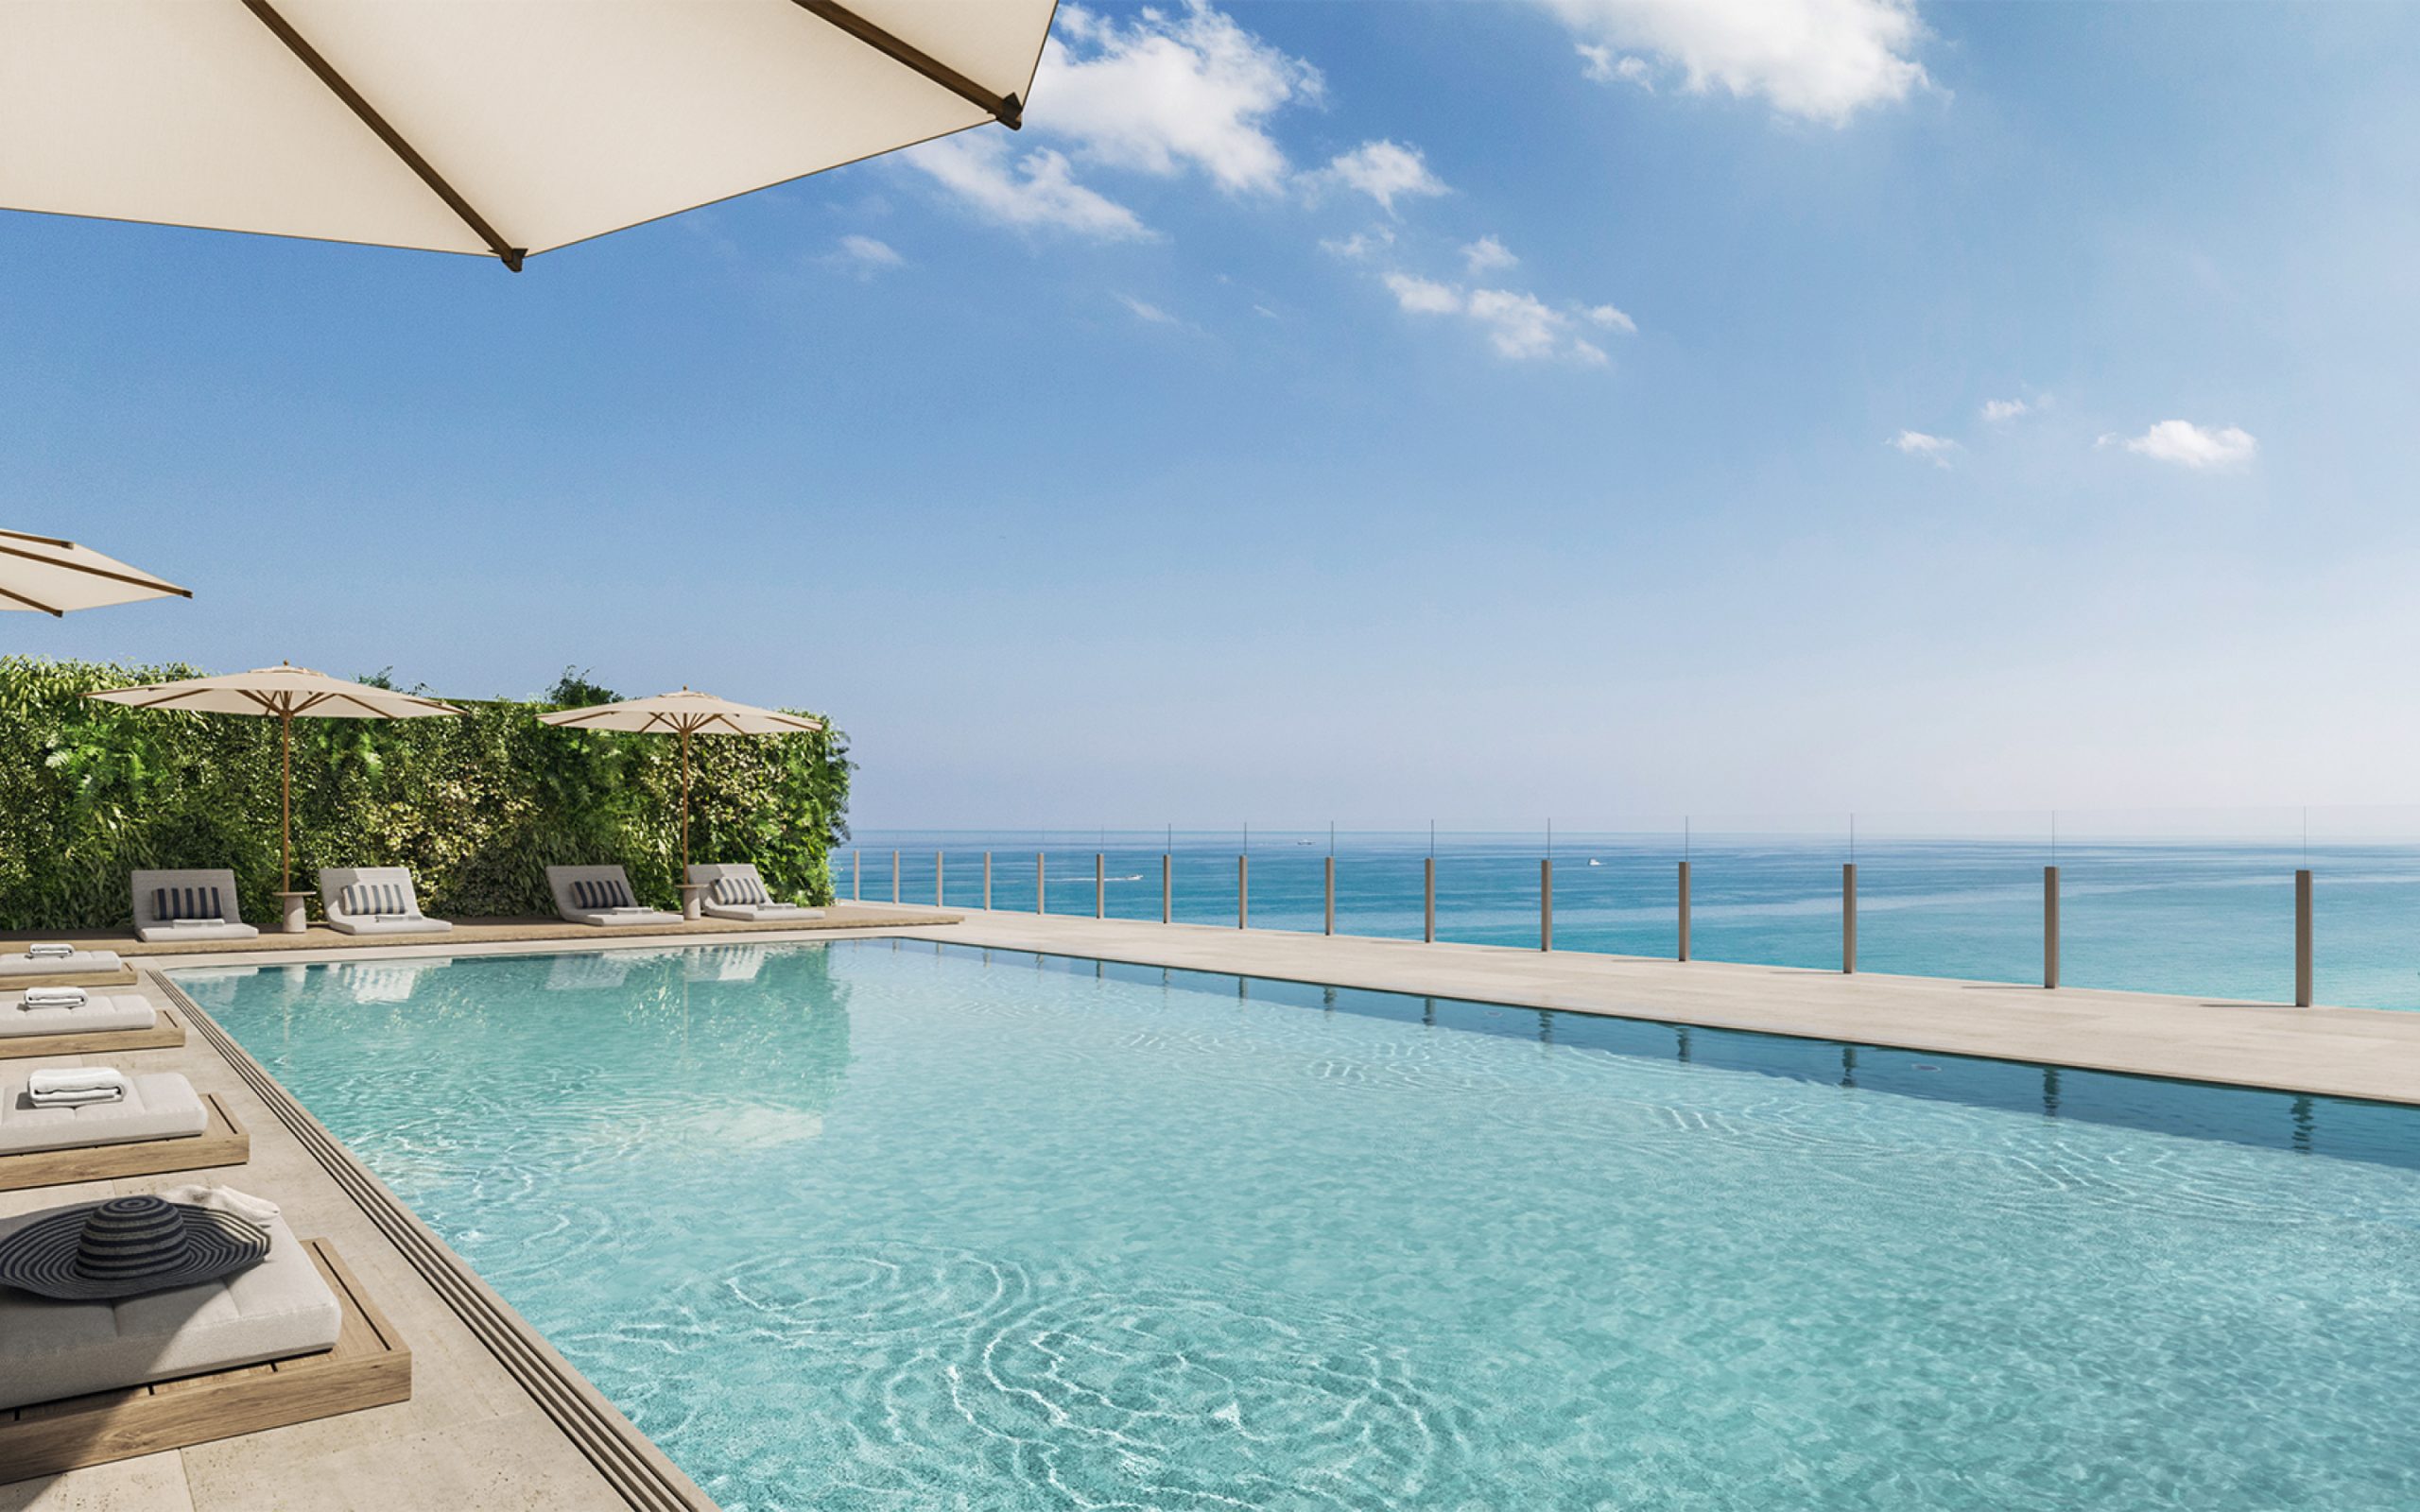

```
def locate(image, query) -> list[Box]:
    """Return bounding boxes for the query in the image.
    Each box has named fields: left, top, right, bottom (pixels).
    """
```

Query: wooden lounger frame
left=0, top=1239, right=410, bottom=1481
left=0, top=1005, right=185, bottom=1062
left=0, top=1092, right=249, bottom=1193
left=0, top=967, right=138, bottom=992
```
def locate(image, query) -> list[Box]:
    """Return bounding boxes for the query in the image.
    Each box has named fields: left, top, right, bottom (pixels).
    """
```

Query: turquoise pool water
left=190, top=942, right=2420, bottom=1510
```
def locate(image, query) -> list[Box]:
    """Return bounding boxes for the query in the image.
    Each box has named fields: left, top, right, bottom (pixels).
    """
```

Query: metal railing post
left=1096, top=852, right=1105, bottom=919
left=1423, top=857, right=1436, bottom=943
left=1036, top=852, right=1046, bottom=914
left=1677, top=860, right=1691, bottom=961
left=1323, top=855, right=1336, bottom=936
left=2296, top=868, right=2314, bottom=1006
left=1162, top=852, right=1172, bottom=922
left=2044, top=865, right=2060, bottom=989
left=891, top=850, right=900, bottom=904
left=982, top=851, right=992, bottom=911
left=1236, top=854, right=1249, bottom=929
left=1540, top=857, right=1554, bottom=951
left=934, top=850, right=943, bottom=907
left=1841, top=862, right=1857, bottom=974
left=852, top=850, right=860, bottom=902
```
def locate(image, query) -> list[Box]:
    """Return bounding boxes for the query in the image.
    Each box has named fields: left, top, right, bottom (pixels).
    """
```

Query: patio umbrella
left=540, top=688, right=821, bottom=871
left=87, top=663, right=465, bottom=896
left=0, top=0, right=1056, bottom=269
left=0, top=528, right=190, bottom=616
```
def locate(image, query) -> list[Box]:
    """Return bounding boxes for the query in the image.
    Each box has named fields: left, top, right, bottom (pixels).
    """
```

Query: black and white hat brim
left=0, top=1202, right=270, bottom=1301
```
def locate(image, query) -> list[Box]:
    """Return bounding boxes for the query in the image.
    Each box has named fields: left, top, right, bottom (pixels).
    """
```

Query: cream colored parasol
left=0, top=528, right=191, bottom=616
left=540, top=688, right=821, bottom=870
left=88, top=663, right=465, bottom=895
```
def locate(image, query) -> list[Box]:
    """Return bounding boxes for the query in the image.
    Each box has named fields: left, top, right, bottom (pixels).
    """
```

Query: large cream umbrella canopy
left=540, top=688, right=822, bottom=871
left=88, top=663, right=465, bottom=895
left=0, top=528, right=190, bottom=616
left=0, top=0, right=1055, bottom=269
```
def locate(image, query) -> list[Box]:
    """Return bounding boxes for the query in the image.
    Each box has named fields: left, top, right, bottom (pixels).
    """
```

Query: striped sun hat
left=0, top=1195, right=269, bottom=1300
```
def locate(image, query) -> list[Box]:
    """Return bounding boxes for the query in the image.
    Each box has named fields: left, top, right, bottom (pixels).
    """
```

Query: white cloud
left=2111, top=420, right=2258, bottom=470
left=829, top=234, right=903, bottom=276
left=1321, top=226, right=1396, bottom=261
left=1324, top=139, right=1449, bottom=215
left=1889, top=429, right=1960, bottom=466
left=1462, top=235, right=1519, bottom=275
left=1382, top=271, right=1463, bottom=315
left=1381, top=275, right=1622, bottom=364
left=1115, top=293, right=1180, bottom=325
left=905, top=135, right=1149, bottom=240
left=1546, top=0, right=1932, bottom=125
left=1036, top=2, right=1321, bottom=194
left=1582, top=302, right=1637, bottom=334
left=1980, top=396, right=2030, bottom=422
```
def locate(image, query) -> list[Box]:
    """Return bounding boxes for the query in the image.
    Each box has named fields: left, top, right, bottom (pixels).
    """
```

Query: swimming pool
left=188, top=941, right=2420, bottom=1510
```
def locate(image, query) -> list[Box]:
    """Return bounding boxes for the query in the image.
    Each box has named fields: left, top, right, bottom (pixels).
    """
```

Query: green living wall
left=0, top=658, right=850, bottom=931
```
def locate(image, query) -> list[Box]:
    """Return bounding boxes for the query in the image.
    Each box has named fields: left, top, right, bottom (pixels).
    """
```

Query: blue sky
left=9, top=1, right=2420, bottom=831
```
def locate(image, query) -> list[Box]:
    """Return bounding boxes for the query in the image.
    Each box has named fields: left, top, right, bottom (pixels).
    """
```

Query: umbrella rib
left=0, top=542, right=191, bottom=598
left=238, top=0, right=529, bottom=271
left=0, top=528, right=77, bottom=549
left=0, top=582, right=65, bottom=616
left=789, top=1, right=1025, bottom=129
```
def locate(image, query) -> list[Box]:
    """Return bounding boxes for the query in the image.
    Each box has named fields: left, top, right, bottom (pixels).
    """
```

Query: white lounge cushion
left=0, top=952, right=124, bottom=979
left=325, top=914, right=453, bottom=937
left=701, top=901, right=822, bottom=922
left=134, top=919, right=261, bottom=944
left=0, top=1214, right=339, bottom=1411
left=0, top=994, right=157, bottom=1039
left=0, top=1073, right=206, bottom=1155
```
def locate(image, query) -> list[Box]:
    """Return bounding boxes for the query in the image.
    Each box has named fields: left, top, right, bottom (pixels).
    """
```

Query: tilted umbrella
left=0, top=0, right=1055, bottom=270
left=540, top=688, right=822, bottom=871
left=88, top=663, right=465, bottom=899
left=1, top=528, right=190, bottom=616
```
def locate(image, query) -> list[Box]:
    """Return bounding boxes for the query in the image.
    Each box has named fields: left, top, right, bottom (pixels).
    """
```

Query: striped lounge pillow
left=572, top=878, right=635, bottom=911
left=153, top=885, right=221, bottom=922
left=342, top=882, right=410, bottom=917
left=714, top=873, right=770, bottom=906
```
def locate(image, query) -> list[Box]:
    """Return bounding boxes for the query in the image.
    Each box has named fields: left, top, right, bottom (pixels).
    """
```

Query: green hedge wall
left=0, top=658, right=851, bottom=930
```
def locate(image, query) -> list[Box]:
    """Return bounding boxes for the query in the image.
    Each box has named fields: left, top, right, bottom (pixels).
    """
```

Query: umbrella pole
left=681, top=727, right=692, bottom=875
left=280, top=711, right=293, bottom=896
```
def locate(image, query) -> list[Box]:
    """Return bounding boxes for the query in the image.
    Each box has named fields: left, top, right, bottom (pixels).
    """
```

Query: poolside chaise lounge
left=130, top=869, right=259, bottom=944
left=0, top=992, right=182, bottom=1060
left=688, top=862, right=824, bottom=923
left=0, top=949, right=129, bottom=986
left=0, top=1070, right=247, bottom=1191
left=547, top=865, right=684, bottom=929
left=317, top=867, right=453, bottom=936
left=0, top=1220, right=408, bottom=1478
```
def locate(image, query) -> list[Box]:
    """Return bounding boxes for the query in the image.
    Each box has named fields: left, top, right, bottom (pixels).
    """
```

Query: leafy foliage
left=0, top=658, right=852, bottom=929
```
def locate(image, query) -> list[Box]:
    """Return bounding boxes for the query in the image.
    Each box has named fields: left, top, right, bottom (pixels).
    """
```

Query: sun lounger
left=130, top=869, right=259, bottom=944
left=0, top=949, right=126, bottom=982
left=0, top=992, right=155, bottom=1038
left=317, top=866, right=453, bottom=936
left=546, top=866, right=683, bottom=928
left=687, top=862, right=824, bottom=923
left=0, top=1076, right=248, bottom=1192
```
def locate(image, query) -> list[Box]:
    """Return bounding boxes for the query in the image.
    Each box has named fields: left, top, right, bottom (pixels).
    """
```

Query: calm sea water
left=850, top=832, right=2420, bottom=1010
left=191, top=941, right=2420, bottom=1511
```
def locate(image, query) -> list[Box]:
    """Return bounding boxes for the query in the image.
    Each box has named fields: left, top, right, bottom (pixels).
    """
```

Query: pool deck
left=878, top=907, right=2420, bottom=1108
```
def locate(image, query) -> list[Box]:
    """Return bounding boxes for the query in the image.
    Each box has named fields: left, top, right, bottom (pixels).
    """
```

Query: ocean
left=846, top=830, right=2420, bottom=1011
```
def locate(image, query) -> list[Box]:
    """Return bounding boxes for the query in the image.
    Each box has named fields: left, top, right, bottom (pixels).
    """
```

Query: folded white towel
left=30, top=1088, right=123, bottom=1108
left=25, top=943, right=74, bottom=959
left=160, top=1183, right=280, bottom=1233
left=18, top=987, right=86, bottom=1010
left=28, top=1067, right=130, bottom=1097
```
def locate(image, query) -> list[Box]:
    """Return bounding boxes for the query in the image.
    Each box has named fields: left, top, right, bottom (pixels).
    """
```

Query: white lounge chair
left=130, top=869, right=259, bottom=944
left=0, top=1072, right=208, bottom=1156
left=0, top=993, right=157, bottom=1039
left=0, top=950, right=123, bottom=981
left=0, top=1211, right=339, bottom=1411
left=317, top=867, right=452, bottom=936
left=546, top=866, right=683, bottom=929
left=687, top=863, right=823, bottom=923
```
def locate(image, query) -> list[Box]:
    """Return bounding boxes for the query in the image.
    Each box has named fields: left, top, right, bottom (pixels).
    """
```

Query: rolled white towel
left=29, top=1088, right=123, bottom=1108
left=28, top=1067, right=130, bottom=1096
left=19, top=987, right=87, bottom=1010
left=160, top=1182, right=280, bottom=1234
left=25, top=943, right=74, bottom=960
